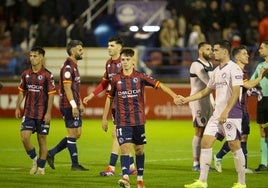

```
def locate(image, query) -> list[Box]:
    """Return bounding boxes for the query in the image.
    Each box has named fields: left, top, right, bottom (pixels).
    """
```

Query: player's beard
left=203, top=52, right=211, bottom=61
left=75, top=54, right=83, bottom=60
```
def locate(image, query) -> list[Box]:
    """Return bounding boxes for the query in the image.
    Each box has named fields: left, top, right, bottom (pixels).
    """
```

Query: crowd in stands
left=0, top=0, right=268, bottom=78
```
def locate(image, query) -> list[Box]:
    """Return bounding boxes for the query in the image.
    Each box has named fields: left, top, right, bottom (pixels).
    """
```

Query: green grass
left=0, top=118, right=267, bottom=188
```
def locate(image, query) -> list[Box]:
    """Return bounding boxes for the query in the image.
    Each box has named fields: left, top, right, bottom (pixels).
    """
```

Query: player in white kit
left=177, top=40, right=246, bottom=188
left=189, top=42, right=214, bottom=171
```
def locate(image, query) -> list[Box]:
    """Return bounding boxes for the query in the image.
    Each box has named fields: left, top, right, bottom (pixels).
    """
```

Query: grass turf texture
left=0, top=118, right=267, bottom=188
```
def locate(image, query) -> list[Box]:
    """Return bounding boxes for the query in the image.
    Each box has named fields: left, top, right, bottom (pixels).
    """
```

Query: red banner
left=0, top=84, right=257, bottom=120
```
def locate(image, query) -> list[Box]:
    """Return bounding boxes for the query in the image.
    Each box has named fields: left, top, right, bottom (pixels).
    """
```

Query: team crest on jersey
left=117, top=63, right=121, bottom=68
left=118, top=137, right=124, bottom=144
left=222, top=73, right=226, bottom=78
left=133, top=77, right=138, bottom=83
left=74, top=120, right=79, bottom=127
left=38, top=75, right=43, bottom=80
left=226, top=122, right=233, bottom=130
left=64, top=71, right=71, bottom=79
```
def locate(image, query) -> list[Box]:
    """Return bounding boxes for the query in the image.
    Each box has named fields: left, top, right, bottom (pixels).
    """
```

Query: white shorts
left=204, top=115, right=242, bottom=141
left=189, top=99, right=213, bottom=127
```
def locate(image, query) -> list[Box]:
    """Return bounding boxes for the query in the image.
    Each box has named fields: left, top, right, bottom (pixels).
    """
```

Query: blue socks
left=49, top=137, right=67, bottom=156
left=67, top=137, right=78, bottom=166
left=136, top=154, right=145, bottom=176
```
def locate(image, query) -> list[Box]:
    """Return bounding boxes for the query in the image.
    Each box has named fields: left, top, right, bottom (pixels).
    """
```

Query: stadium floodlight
left=129, top=25, right=139, bottom=32
left=142, top=25, right=160, bottom=32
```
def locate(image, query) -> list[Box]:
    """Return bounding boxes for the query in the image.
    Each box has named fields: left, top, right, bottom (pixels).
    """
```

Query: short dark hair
left=232, top=45, right=247, bottom=58
left=108, top=36, right=124, bottom=47
left=214, top=40, right=232, bottom=54
left=198, top=42, right=210, bottom=49
left=66, top=40, right=83, bottom=56
left=120, top=48, right=135, bottom=57
left=30, top=46, right=45, bottom=56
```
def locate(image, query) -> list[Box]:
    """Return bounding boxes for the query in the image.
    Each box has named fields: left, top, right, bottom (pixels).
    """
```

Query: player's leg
left=255, top=126, right=268, bottom=171
left=191, top=103, right=211, bottom=171
left=36, top=133, right=47, bottom=175
left=192, top=126, right=203, bottom=171
left=117, top=126, right=132, bottom=188
left=255, top=98, right=268, bottom=171
left=118, top=143, right=131, bottom=188
left=185, top=117, right=218, bottom=187
left=35, top=120, right=50, bottom=175
left=135, top=144, right=145, bottom=188
left=100, top=125, right=119, bottom=176
left=199, top=135, right=216, bottom=181
left=240, top=112, right=253, bottom=173
left=47, top=137, right=67, bottom=169
left=47, top=110, right=71, bottom=169
left=133, top=125, right=146, bottom=188
left=185, top=134, right=215, bottom=188
left=214, top=140, right=229, bottom=171
left=228, top=139, right=246, bottom=186
left=21, top=129, right=38, bottom=174
left=225, top=119, right=246, bottom=187
left=100, top=118, right=136, bottom=176
left=67, top=126, right=88, bottom=171
left=20, top=118, right=38, bottom=174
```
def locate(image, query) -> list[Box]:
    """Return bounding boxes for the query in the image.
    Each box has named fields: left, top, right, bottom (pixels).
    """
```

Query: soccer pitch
left=0, top=118, right=267, bottom=188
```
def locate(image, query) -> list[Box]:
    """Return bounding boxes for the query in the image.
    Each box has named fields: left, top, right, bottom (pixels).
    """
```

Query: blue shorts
left=241, top=112, right=250, bottom=135
left=20, top=116, right=50, bottom=135
left=116, top=125, right=146, bottom=145
left=60, top=108, right=82, bottom=128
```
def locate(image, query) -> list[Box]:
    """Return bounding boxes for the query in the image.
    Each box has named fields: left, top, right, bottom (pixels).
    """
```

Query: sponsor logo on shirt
left=118, top=89, right=141, bottom=98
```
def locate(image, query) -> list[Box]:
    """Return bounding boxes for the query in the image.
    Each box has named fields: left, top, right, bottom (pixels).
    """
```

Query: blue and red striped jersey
left=108, top=70, right=160, bottom=126
left=103, top=57, right=122, bottom=83
left=18, top=66, right=56, bottom=120
left=59, top=58, right=81, bottom=109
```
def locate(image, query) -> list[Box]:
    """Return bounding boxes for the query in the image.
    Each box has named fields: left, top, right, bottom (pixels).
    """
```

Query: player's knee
left=228, top=140, right=240, bottom=151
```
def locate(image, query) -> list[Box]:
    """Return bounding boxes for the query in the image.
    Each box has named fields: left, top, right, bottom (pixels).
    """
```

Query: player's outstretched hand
left=83, top=93, right=94, bottom=105
left=174, top=95, right=185, bottom=105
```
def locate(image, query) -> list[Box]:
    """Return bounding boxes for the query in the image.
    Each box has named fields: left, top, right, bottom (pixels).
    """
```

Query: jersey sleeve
left=190, top=62, right=210, bottom=84
left=141, top=73, right=159, bottom=88
left=232, top=64, right=244, bottom=86
left=47, top=72, right=56, bottom=95
left=18, top=71, right=27, bottom=92
left=62, top=63, right=74, bottom=84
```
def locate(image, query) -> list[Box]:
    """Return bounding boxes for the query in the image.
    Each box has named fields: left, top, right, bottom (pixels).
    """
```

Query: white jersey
left=189, top=59, right=213, bottom=127
left=207, top=60, right=243, bottom=119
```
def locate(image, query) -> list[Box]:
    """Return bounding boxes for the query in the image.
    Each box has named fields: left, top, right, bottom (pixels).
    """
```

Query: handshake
left=174, top=95, right=188, bottom=106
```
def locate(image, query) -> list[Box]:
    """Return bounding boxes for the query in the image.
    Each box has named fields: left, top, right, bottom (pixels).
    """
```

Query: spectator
left=187, top=24, right=206, bottom=60
left=159, top=18, right=179, bottom=65
left=258, top=13, right=268, bottom=43
left=238, top=3, right=256, bottom=44
left=221, top=1, right=237, bottom=40
left=245, top=17, right=259, bottom=46
left=205, top=0, right=222, bottom=44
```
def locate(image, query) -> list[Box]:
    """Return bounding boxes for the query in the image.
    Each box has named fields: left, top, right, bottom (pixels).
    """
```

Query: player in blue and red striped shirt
left=83, top=36, right=137, bottom=176
left=102, top=49, right=178, bottom=188
left=15, top=46, right=56, bottom=175
left=47, top=40, right=88, bottom=171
